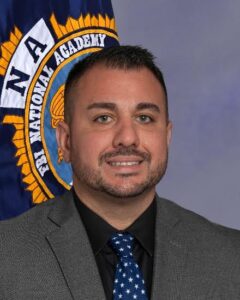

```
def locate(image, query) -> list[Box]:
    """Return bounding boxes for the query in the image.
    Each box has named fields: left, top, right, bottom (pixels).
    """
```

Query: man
left=0, top=46, right=240, bottom=300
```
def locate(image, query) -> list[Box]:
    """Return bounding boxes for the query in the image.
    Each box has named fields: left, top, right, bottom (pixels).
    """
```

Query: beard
left=72, top=147, right=168, bottom=198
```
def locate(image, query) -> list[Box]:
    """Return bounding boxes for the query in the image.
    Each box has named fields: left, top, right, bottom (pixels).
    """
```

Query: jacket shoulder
left=157, top=196, right=240, bottom=245
left=0, top=191, right=71, bottom=234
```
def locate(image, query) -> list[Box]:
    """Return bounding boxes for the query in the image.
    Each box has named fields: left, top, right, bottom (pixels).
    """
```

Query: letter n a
left=24, top=36, right=47, bottom=63
left=6, top=66, right=30, bottom=96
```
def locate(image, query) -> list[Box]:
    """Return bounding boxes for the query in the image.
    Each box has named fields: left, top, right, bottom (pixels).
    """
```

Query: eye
left=94, top=115, right=113, bottom=124
left=136, top=115, right=153, bottom=123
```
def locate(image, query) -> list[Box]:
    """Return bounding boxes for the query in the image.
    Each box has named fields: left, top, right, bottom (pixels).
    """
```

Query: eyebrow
left=86, top=101, right=161, bottom=113
left=136, top=102, right=160, bottom=113
left=87, top=102, right=117, bottom=111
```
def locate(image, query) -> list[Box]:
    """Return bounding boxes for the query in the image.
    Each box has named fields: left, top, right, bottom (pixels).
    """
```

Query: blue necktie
left=109, top=232, right=148, bottom=300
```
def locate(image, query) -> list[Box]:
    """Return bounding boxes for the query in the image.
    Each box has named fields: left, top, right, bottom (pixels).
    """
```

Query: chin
left=98, top=181, right=153, bottom=199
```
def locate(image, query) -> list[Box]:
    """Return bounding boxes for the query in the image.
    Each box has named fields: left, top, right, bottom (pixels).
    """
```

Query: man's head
left=64, top=46, right=169, bottom=123
left=57, top=45, right=172, bottom=199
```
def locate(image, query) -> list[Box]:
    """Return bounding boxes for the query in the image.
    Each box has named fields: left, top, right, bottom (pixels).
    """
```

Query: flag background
left=0, top=0, right=119, bottom=220
left=112, top=0, right=240, bottom=229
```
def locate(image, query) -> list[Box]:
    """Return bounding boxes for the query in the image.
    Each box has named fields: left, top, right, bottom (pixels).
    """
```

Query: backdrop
left=112, top=0, right=240, bottom=229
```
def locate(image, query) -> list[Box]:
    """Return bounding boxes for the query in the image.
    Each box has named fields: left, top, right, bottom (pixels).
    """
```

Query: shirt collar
left=73, top=189, right=156, bottom=257
left=126, top=199, right=156, bottom=256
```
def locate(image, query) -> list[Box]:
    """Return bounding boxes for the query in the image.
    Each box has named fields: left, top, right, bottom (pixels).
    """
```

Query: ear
left=166, top=120, right=173, bottom=147
left=56, top=121, right=71, bottom=163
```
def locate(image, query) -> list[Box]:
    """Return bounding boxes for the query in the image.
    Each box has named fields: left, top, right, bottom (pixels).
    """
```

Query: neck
left=73, top=183, right=155, bottom=230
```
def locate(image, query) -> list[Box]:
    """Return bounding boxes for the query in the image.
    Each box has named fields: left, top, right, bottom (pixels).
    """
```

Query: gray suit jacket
left=1, top=191, right=240, bottom=300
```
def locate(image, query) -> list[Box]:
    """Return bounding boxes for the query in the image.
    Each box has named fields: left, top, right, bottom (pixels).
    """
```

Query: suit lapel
left=45, top=191, right=106, bottom=300
left=151, top=196, right=190, bottom=300
left=44, top=192, right=196, bottom=299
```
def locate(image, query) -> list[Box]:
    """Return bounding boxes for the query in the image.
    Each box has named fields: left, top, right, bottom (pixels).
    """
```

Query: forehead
left=69, top=65, right=166, bottom=110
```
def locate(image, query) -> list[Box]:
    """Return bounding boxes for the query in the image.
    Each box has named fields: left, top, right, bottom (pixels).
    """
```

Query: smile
left=108, top=161, right=141, bottom=166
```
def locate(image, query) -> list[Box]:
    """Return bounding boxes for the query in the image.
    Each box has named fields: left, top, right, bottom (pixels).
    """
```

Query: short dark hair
left=64, top=45, right=168, bottom=121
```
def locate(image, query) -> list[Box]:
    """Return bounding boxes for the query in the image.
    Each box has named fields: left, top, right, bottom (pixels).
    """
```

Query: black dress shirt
left=73, top=190, right=156, bottom=300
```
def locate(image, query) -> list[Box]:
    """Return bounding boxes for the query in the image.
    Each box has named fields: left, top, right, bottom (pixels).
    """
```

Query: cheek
left=71, top=130, right=112, bottom=163
left=141, top=130, right=168, bottom=158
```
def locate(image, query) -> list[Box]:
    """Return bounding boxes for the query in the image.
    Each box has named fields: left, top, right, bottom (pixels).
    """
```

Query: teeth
left=110, top=161, right=140, bottom=166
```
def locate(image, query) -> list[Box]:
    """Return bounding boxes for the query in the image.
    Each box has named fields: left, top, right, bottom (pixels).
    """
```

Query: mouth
left=107, top=161, right=142, bottom=167
left=105, top=156, right=144, bottom=172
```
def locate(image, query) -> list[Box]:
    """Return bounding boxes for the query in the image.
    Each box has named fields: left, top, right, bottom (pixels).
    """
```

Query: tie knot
left=109, top=232, right=134, bottom=258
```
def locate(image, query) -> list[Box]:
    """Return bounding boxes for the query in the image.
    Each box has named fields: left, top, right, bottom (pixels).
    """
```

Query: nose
left=112, top=119, right=140, bottom=148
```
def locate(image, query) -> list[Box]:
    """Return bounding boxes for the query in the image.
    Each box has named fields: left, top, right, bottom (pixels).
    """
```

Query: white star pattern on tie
left=109, top=232, right=148, bottom=300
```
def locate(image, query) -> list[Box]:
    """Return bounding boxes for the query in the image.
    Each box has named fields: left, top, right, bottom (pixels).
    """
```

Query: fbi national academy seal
left=0, top=14, right=119, bottom=203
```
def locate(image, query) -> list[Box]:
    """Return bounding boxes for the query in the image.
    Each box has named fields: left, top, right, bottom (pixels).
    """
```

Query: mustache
left=100, top=146, right=151, bottom=164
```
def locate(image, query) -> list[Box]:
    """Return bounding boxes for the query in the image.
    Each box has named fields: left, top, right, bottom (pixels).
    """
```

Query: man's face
left=57, top=65, right=172, bottom=198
